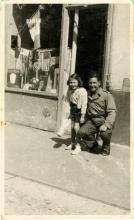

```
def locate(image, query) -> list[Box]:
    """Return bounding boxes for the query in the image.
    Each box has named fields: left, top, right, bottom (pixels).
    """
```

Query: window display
left=7, top=4, right=62, bottom=95
left=7, top=48, right=60, bottom=94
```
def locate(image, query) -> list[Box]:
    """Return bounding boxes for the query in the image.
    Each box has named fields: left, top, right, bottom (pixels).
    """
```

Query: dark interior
left=69, top=5, right=108, bottom=89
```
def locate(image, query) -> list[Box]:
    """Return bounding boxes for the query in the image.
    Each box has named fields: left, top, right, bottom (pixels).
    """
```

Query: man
left=74, top=72, right=116, bottom=156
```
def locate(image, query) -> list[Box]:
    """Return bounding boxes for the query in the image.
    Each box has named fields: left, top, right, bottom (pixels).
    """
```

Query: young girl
left=65, top=74, right=87, bottom=155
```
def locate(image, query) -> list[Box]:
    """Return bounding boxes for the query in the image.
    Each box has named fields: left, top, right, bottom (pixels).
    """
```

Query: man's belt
left=87, top=114, right=105, bottom=119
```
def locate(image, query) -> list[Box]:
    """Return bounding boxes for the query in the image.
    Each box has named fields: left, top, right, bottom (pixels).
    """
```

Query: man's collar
left=97, top=87, right=103, bottom=96
left=88, top=87, right=103, bottom=99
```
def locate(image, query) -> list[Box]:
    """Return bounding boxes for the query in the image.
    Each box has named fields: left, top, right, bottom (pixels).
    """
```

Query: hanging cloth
left=27, top=10, right=41, bottom=49
left=20, top=48, right=30, bottom=57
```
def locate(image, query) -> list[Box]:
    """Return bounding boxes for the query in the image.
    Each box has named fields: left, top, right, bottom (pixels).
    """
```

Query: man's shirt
left=87, top=87, right=116, bottom=129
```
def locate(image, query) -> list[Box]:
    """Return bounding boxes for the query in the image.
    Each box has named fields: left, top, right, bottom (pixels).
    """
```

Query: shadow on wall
left=112, top=91, right=130, bottom=146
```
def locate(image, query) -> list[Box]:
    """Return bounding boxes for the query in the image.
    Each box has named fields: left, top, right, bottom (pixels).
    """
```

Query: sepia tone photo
left=2, top=1, right=132, bottom=216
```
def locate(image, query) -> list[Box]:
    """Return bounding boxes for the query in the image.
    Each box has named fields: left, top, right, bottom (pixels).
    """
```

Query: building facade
left=5, top=4, right=130, bottom=145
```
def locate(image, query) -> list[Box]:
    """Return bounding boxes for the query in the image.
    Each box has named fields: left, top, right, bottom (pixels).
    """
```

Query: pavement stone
left=5, top=123, right=130, bottom=214
left=5, top=174, right=129, bottom=215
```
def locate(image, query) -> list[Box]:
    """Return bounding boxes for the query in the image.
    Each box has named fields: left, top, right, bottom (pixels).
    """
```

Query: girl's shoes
left=64, top=144, right=73, bottom=150
left=71, top=144, right=81, bottom=155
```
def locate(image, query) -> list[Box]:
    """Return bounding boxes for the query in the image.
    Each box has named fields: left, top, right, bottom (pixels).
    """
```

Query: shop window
left=7, top=4, right=62, bottom=95
left=7, top=48, right=59, bottom=94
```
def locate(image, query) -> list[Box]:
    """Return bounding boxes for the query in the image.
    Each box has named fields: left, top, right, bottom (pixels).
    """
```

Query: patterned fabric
left=66, top=88, right=88, bottom=115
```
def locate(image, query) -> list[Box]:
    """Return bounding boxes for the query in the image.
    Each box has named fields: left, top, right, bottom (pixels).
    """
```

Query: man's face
left=88, top=77, right=100, bottom=93
left=69, top=79, right=78, bottom=90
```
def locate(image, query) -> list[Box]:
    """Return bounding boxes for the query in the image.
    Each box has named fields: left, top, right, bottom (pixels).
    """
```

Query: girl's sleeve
left=81, top=89, right=88, bottom=114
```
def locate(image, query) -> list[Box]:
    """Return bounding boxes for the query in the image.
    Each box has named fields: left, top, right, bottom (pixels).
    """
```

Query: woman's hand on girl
left=66, top=113, right=71, bottom=119
left=80, top=115, right=85, bottom=124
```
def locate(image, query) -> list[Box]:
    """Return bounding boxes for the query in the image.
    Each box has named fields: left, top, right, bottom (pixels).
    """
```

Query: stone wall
left=109, top=4, right=130, bottom=91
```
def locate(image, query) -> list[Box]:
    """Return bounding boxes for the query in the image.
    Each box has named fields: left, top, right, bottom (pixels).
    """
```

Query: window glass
left=7, top=4, right=62, bottom=94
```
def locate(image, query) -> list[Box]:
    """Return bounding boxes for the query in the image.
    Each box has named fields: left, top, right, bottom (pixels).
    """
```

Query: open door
left=57, top=4, right=113, bottom=129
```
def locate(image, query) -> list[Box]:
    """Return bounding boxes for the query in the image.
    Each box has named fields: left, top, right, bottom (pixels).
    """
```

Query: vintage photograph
left=4, top=2, right=130, bottom=216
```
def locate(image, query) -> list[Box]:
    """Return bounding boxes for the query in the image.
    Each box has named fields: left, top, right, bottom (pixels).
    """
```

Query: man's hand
left=99, top=124, right=107, bottom=132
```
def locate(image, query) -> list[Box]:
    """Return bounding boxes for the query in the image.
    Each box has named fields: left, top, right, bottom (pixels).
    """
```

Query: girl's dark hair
left=67, top=73, right=83, bottom=87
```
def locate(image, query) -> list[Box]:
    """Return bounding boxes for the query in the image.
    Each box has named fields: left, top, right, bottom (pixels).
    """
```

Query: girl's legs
left=65, top=120, right=76, bottom=150
left=72, top=122, right=80, bottom=142
left=65, top=121, right=80, bottom=150
left=71, top=122, right=81, bottom=155
left=71, top=120, right=76, bottom=144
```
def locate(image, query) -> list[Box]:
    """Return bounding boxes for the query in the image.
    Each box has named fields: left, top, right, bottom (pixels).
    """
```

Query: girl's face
left=69, top=78, right=79, bottom=90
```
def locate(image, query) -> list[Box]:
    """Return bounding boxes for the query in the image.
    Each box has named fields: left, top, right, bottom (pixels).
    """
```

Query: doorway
left=68, top=5, right=108, bottom=89
left=57, top=5, right=111, bottom=129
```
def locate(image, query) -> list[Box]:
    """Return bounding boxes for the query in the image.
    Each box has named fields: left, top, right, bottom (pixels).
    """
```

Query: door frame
left=57, top=4, right=114, bottom=130
left=102, top=4, right=114, bottom=89
left=57, top=6, right=70, bottom=130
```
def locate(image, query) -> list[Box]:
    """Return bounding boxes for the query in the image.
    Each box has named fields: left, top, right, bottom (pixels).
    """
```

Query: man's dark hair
left=67, top=73, right=83, bottom=87
left=88, top=71, right=101, bottom=81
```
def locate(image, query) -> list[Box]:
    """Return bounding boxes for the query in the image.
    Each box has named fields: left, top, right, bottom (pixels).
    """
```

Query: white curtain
left=27, top=10, right=41, bottom=49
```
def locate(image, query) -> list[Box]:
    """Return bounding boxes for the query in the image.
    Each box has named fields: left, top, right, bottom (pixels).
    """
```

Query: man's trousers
left=77, top=120, right=112, bottom=153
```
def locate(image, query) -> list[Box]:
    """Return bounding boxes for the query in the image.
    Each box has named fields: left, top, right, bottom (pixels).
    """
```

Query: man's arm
left=104, top=92, right=116, bottom=129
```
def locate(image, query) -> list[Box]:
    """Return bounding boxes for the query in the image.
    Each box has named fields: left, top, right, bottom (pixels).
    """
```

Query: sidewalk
left=5, top=123, right=130, bottom=215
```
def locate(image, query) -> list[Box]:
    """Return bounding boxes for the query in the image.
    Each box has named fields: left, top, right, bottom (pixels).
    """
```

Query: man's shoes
left=71, top=144, right=81, bottom=155
left=65, top=144, right=73, bottom=150
left=90, top=146, right=102, bottom=154
left=90, top=141, right=102, bottom=154
left=101, top=146, right=110, bottom=156
left=101, top=149, right=110, bottom=156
